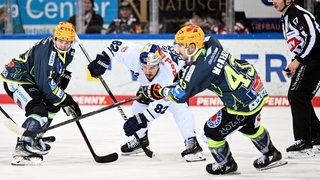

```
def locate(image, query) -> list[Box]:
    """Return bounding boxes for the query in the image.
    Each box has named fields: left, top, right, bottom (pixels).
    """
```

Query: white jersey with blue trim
left=102, top=40, right=195, bottom=132
left=103, top=40, right=182, bottom=87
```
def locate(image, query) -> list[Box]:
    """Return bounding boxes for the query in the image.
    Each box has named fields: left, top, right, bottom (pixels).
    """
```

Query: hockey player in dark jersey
left=126, top=25, right=286, bottom=174
left=0, top=22, right=81, bottom=165
left=273, top=0, right=320, bottom=158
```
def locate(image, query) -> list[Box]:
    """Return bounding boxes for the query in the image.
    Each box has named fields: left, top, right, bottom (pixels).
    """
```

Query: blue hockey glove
left=141, top=83, right=163, bottom=101
left=88, top=54, right=110, bottom=78
left=123, top=113, right=148, bottom=136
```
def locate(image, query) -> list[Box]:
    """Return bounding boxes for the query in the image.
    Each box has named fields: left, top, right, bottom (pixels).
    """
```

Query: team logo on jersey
left=252, top=75, right=262, bottom=92
left=185, top=65, right=195, bottom=82
left=162, top=53, right=178, bottom=77
left=1, top=69, right=8, bottom=77
left=56, top=88, right=64, bottom=99
left=207, top=47, right=219, bottom=65
left=207, top=110, right=222, bottom=128
left=7, top=60, right=15, bottom=67
left=254, top=113, right=261, bottom=128
left=28, top=87, right=38, bottom=92
left=49, top=51, right=56, bottom=66
left=287, top=37, right=302, bottom=52
left=121, top=46, right=129, bottom=52
left=48, top=79, right=57, bottom=90
left=205, top=47, right=212, bottom=61
left=172, top=84, right=185, bottom=99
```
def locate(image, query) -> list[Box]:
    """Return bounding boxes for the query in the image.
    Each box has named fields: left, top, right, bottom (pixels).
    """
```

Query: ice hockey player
left=137, top=25, right=287, bottom=174
left=87, top=40, right=205, bottom=162
left=0, top=22, right=81, bottom=165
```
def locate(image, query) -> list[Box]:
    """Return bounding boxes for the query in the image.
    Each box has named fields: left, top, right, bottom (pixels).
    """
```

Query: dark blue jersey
left=164, top=36, right=269, bottom=115
left=0, top=36, right=75, bottom=105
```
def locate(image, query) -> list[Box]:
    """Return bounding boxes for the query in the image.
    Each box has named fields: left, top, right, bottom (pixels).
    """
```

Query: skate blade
left=121, top=148, right=144, bottom=156
left=226, top=171, right=241, bottom=175
left=184, top=152, right=206, bottom=162
left=208, top=171, right=241, bottom=175
left=287, top=149, right=315, bottom=159
left=11, top=156, right=42, bottom=166
left=257, top=160, right=288, bottom=171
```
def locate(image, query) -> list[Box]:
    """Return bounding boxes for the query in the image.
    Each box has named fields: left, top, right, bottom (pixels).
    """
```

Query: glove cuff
left=59, top=93, right=70, bottom=106
left=96, top=54, right=110, bottom=69
left=102, top=50, right=111, bottom=59
left=152, top=83, right=163, bottom=99
left=152, top=89, right=163, bottom=99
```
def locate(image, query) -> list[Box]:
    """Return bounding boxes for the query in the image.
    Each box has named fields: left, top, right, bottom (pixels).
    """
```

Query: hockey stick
left=66, top=105, right=118, bottom=163
left=0, top=106, right=25, bottom=135
left=75, top=35, right=155, bottom=159
left=0, top=105, right=119, bottom=163
left=74, top=119, right=118, bottom=163
left=2, top=96, right=139, bottom=137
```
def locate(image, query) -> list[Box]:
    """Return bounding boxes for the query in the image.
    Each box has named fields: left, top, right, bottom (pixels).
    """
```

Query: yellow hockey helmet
left=54, top=22, right=76, bottom=42
left=174, top=25, right=205, bottom=49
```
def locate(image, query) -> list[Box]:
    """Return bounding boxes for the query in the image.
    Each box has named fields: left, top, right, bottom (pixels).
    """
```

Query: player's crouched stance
left=203, top=112, right=284, bottom=174
left=140, top=25, right=287, bottom=174
left=0, top=22, right=81, bottom=165
left=88, top=41, right=205, bottom=162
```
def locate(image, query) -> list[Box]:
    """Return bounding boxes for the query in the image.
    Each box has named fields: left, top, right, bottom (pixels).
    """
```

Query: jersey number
left=109, top=40, right=123, bottom=52
left=224, top=62, right=254, bottom=90
left=154, top=104, right=168, bottom=114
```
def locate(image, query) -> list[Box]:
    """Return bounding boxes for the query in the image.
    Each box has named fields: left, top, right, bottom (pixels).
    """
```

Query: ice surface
left=0, top=105, right=319, bottom=180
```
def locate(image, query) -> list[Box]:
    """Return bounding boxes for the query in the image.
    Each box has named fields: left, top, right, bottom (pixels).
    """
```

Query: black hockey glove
left=88, top=54, right=110, bottom=78
left=136, top=88, right=154, bottom=104
left=60, top=93, right=82, bottom=117
left=141, top=83, right=163, bottom=101
left=57, top=70, right=72, bottom=90
left=173, top=64, right=188, bottom=82
left=123, top=113, right=149, bottom=136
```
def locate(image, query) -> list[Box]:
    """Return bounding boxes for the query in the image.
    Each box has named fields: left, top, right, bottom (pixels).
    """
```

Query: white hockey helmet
left=139, top=43, right=162, bottom=65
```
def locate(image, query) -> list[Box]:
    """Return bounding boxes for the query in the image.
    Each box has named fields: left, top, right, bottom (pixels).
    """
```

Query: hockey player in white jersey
left=88, top=40, right=205, bottom=162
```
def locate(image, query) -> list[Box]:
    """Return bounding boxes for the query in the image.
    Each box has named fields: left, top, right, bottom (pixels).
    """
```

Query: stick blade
left=95, top=152, right=119, bottom=163
left=3, top=117, right=25, bottom=136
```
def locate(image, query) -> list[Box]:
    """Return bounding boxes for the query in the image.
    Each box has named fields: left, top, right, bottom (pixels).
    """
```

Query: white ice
left=0, top=105, right=319, bottom=180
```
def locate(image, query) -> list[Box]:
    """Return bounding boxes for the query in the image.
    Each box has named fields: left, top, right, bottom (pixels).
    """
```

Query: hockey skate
left=254, top=149, right=287, bottom=170
left=206, top=156, right=239, bottom=175
left=311, top=137, right=320, bottom=153
left=121, top=135, right=149, bottom=155
left=11, top=140, right=44, bottom=166
left=181, top=137, right=206, bottom=162
left=286, top=140, right=315, bottom=158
